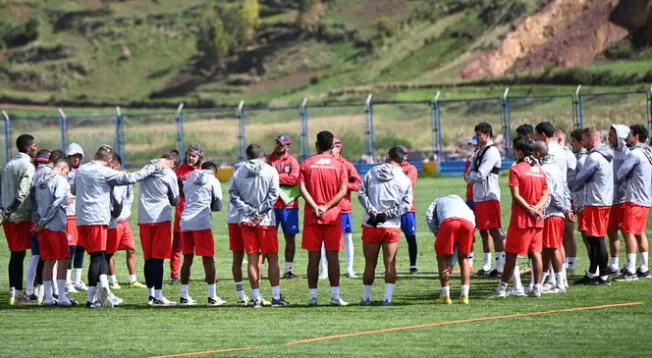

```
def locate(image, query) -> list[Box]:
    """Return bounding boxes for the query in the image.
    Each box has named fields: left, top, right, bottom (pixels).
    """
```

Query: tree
left=239, top=0, right=260, bottom=47
left=214, top=15, right=230, bottom=65
left=196, top=7, right=217, bottom=69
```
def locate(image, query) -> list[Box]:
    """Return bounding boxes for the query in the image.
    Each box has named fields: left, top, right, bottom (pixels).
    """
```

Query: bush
left=374, top=16, right=397, bottom=38
left=0, top=17, right=40, bottom=48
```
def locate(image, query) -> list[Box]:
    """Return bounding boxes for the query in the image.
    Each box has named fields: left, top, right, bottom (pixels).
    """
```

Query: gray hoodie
left=108, top=184, right=134, bottom=229
left=616, top=143, right=652, bottom=208
left=138, top=167, right=179, bottom=224
left=226, top=162, right=243, bottom=225
left=425, top=194, right=475, bottom=235
left=568, top=149, right=588, bottom=212
left=181, top=169, right=223, bottom=232
left=358, top=163, right=412, bottom=229
left=570, top=144, right=614, bottom=207
left=229, top=159, right=279, bottom=227
left=1, top=152, right=35, bottom=222
left=74, top=160, right=158, bottom=226
left=541, top=156, right=570, bottom=218
left=35, top=169, right=70, bottom=232
left=611, top=124, right=630, bottom=205
left=66, top=143, right=84, bottom=217
left=465, top=142, right=501, bottom=202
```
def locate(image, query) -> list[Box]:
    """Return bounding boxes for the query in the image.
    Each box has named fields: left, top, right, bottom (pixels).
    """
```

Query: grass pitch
left=1, top=176, right=651, bottom=357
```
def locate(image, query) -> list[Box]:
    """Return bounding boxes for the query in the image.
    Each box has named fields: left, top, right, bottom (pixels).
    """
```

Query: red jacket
left=173, top=163, right=200, bottom=232
left=336, top=156, right=362, bottom=213
left=267, top=151, right=300, bottom=209
left=464, top=159, right=474, bottom=202
left=402, top=161, right=417, bottom=213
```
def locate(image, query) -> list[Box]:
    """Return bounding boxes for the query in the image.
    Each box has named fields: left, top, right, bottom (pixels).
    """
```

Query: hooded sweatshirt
left=138, top=167, right=179, bottom=224
left=465, top=141, right=501, bottom=202
left=611, top=124, right=630, bottom=205
left=568, top=149, right=588, bottom=212
left=226, top=162, right=243, bottom=225
left=74, top=160, right=158, bottom=226
left=616, top=143, right=652, bottom=208
left=358, top=163, right=412, bottom=229
left=425, top=194, right=475, bottom=235
left=65, top=143, right=84, bottom=217
left=570, top=144, right=614, bottom=207
left=1, top=152, right=35, bottom=222
left=34, top=169, right=70, bottom=232
left=541, top=156, right=570, bottom=218
left=108, top=184, right=134, bottom=229
left=229, top=159, right=279, bottom=227
left=181, top=169, right=223, bottom=232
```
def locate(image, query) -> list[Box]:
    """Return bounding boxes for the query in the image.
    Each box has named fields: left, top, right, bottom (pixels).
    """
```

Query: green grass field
left=1, top=176, right=651, bottom=357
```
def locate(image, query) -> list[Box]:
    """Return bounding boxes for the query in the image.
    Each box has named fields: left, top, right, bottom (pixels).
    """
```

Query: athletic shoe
left=86, top=301, right=101, bottom=309
left=111, top=282, right=122, bottom=290
left=74, top=282, right=88, bottom=292
left=346, top=271, right=358, bottom=278
left=110, top=294, right=124, bottom=306
left=457, top=296, right=469, bottom=305
left=487, top=288, right=507, bottom=299
left=151, top=297, right=177, bottom=307
left=590, top=277, right=611, bottom=286
left=527, top=287, right=542, bottom=298
left=636, top=268, right=650, bottom=279
left=180, top=296, right=198, bottom=306
left=252, top=298, right=263, bottom=308
left=236, top=297, right=250, bottom=306
left=128, top=281, right=146, bottom=288
left=542, top=282, right=560, bottom=293
left=435, top=296, right=452, bottom=304
left=282, top=271, right=299, bottom=279
left=28, top=293, right=38, bottom=302
left=615, top=270, right=638, bottom=282
left=555, top=285, right=567, bottom=294
left=272, top=296, right=290, bottom=307
left=360, top=298, right=372, bottom=306
left=308, top=297, right=318, bottom=307
left=66, top=283, right=78, bottom=293
left=260, top=297, right=272, bottom=307
left=382, top=299, right=392, bottom=306
left=474, top=269, right=491, bottom=278
left=147, top=295, right=156, bottom=305
left=488, top=269, right=502, bottom=278
left=574, top=275, right=595, bottom=285
left=208, top=297, right=227, bottom=306
left=58, top=297, right=79, bottom=307
left=169, top=278, right=179, bottom=285
left=43, top=298, right=58, bottom=306
left=17, top=296, right=32, bottom=305
left=410, top=267, right=419, bottom=275
left=318, top=271, right=328, bottom=280
left=330, top=298, right=349, bottom=306
left=8, top=297, right=15, bottom=306
left=607, top=266, right=619, bottom=275
left=510, top=286, right=527, bottom=297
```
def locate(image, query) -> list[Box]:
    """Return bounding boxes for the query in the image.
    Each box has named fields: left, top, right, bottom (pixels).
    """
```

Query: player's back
left=301, top=153, right=344, bottom=206
left=138, top=168, right=178, bottom=224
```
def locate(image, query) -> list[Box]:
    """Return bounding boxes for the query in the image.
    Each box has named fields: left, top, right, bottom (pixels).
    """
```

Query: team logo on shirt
left=315, top=158, right=331, bottom=165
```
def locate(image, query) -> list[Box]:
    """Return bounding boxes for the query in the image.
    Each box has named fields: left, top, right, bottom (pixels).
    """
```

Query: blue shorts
left=341, top=213, right=353, bottom=234
left=274, top=208, right=300, bottom=235
left=466, top=200, right=475, bottom=212
left=400, top=212, right=417, bottom=236
left=31, top=234, right=40, bottom=256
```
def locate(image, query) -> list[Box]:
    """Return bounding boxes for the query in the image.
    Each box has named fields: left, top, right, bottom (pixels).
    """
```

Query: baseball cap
left=469, top=136, right=478, bottom=145
left=275, top=135, right=292, bottom=146
left=35, top=153, right=49, bottom=164
left=332, top=138, right=343, bottom=148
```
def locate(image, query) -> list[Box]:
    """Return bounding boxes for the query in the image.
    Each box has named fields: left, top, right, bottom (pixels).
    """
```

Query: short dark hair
left=535, top=122, right=554, bottom=138
left=387, top=146, right=406, bottom=164
left=630, top=124, right=648, bottom=143
left=111, top=152, right=122, bottom=165
left=533, top=140, right=548, bottom=157
left=474, top=122, right=493, bottom=136
left=513, top=137, right=534, bottom=156
left=516, top=124, right=535, bottom=139
left=95, top=145, right=113, bottom=161
left=16, top=134, right=35, bottom=153
left=245, top=144, right=264, bottom=160
left=201, top=161, right=218, bottom=172
left=53, top=157, right=71, bottom=170
left=316, top=131, right=334, bottom=152
left=49, top=149, right=66, bottom=163
left=162, top=149, right=180, bottom=168
left=570, top=128, right=583, bottom=143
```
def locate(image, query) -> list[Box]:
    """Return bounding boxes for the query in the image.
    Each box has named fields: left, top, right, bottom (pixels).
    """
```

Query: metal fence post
left=575, top=85, right=583, bottom=129
left=364, top=94, right=375, bottom=161
left=2, top=110, right=11, bottom=163
left=299, top=97, right=309, bottom=162
left=236, top=100, right=246, bottom=162
left=115, top=106, right=125, bottom=166
left=57, top=108, right=68, bottom=150
left=500, top=88, right=511, bottom=159
left=647, top=86, right=651, bottom=145
left=175, top=103, right=185, bottom=159
left=430, top=91, right=443, bottom=162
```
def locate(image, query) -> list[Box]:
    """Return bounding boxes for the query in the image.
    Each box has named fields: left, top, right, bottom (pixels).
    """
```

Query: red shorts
left=361, top=226, right=401, bottom=245
left=3, top=221, right=32, bottom=252
left=474, top=200, right=502, bottom=230
left=543, top=216, right=565, bottom=249
left=106, top=221, right=136, bottom=254
left=622, top=203, right=651, bottom=235
left=302, top=223, right=343, bottom=252
left=38, top=230, right=71, bottom=261
left=77, top=225, right=108, bottom=254
left=583, top=206, right=611, bottom=237
left=139, top=221, right=172, bottom=260
left=577, top=211, right=587, bottom=232
left=505, top=226, right=543, bottom=255
left=241, top=225, right=278, bottom=255
left=608, top=203, right=626, bottom=230
left=435, top=218, right=475, bottom=256
left=66, top=217, right=79, bottom=246
left=228, top=224, right=244, bottom=252
left=182, top=229, right=215, bottom=257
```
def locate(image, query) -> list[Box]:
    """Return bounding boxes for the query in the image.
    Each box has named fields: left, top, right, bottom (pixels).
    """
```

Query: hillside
left=1, top=0, right=651, bottom=109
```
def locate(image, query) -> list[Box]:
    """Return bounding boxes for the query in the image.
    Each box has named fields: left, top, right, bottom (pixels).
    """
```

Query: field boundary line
left=151, top=346, right=261, bottom=358
left=285, top=301, right=644, bottom=347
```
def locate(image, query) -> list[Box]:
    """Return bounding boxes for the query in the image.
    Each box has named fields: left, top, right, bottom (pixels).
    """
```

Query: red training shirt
left=401, top=161, right=417, bottom=213
left=267, top=151, right=300, bottom=209
left=508, top=161, right=548, bottom=229
left=299, top=153, right=347, bottom=226
left=464, top=159, right=473, bottom=202
left=335, top=156, right=362, bottom=214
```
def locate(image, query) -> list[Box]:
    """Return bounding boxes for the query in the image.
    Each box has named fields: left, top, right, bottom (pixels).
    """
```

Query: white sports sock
left=627, top=253, right=637, bottom=273
left=344, top=233, right=354, bottom=272
left=555, top=272, right=564, bottom=288
left=44, top=281, right=53, bottom=301
left=148, top=287, right=155, bottom=298
left=129, top=274, right=137, bottom=284
left=567, top=257, right=576, bottom=270
left=26, top=254, right=39, bottom=294
left=460, top=284, right=470, bottom=297
left=384, top=283, right=395, bottom=302
left=541, top=271, right=549, bottom=285
left=498, top=281, right=508, bottom=291
left=252, top=288, right=260, bottom=299
left=235, top=281, right=245, bottom=298
left=74, top=268, right=83, bottom=285
left=467, top=253, right=474, bottom=268
left=271, top=286, right=281, bottom=300
left=66, top=269, right=72, bottom=283
left=331, top=286, right=340, bottom=300
left=495, top=252, right=505, bottom=271
left=363, top=285, right=372, bottom=300
left=640, top=252, right=649, bottom=272
left=513, top=265, right=522, bottom=289
left=483, top=253, right=492, bottom=271
left=52, top=264, right=58, bottom=294
left=609, top=257, right=619, bottom=269
left=57, top=280, right=68, bottom=300
left=181, top=285, right=189, bottom=299
left=109, top=275, right=118, bottom=284
left=87, top=287, right=96, bottom=303
left=441, top=286, right=450, bottom=298
left=309, top=288, right=318, bottom=299
left=155, top=289, right=163, bottom=300
left=533, top=283, right=541, bottom=291
left=99, top=274, right=109, bottom=288
left=548, top=267, right=556, bottom=286
left=587, top=271, right=597, bottom=278
left=9, top=287, right=16, bottom=298
left=284, top=262, right=293, bottom=273
left=208, top=284, right=216, bottom=299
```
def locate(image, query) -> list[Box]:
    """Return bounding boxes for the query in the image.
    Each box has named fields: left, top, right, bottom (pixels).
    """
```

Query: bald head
left=533, top=140, right=548, bottom=160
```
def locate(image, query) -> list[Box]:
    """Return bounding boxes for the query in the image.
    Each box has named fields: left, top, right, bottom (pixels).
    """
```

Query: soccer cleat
left=169, top=278, right=179, bottom=285
left=272, top=296, right=290, bottom=307
left=17, top=296, right=32, bottom=305
left=488, top=269, right=502, bottom=278
left=607, top=266, right=620, bottom=275
left=74, top=282, right=89, bottom=292
left=111, top=282, right=122, bottom=290
left=330, top=297, right=349, bottom=306
left=615, top=270, right=638, bottom=282
left=129, top=281, right=147, bottom=289
left=410, top=267, right=419, bottom=275
left=28, top=294, right=38, bottom=302
left=318, top=271, right=328, bottom=280
left=252, top=298, right=263, bottom=308
left=151, top=297, right=177, bottom=307
left=382, top=299, right=392, bottom=306
left=636, top=268, right=651, bottom=279
left=43, top=298, right=58, bottom=306
left=308, top=297, right=318, bottom=307
left=574, top=275, right=595, bottom=285
left=346, top=271, right=358, bottom=278
left=66, top=283, right=78, bottom=293
left=457, top=296, right=469, bottom=305
left=208, top=297, right=227, bottom=306
left=487, top=288, right=507, bottom=299
left=236, top=297, right=250, bottom=306
left=435, top=296, right=453, bottom=304
left=474, top=269, right=491, bottom=278
left=590, top=277, right=611, bottom=286
left=8, top=297, right=15, bottom=306
left=147, top=296, right=156, bottom=306
left=555, top=285, right=567, bottom=294
left=527, top=288, right=542, bottom=298
left=110, top=294, right=124, bottom=306
left=86, top=301, right=101, bottom=309
left=360, top=298, right=372, bottom=306
left=180, top=296, right=198, bottom=306
left=58, top=297, right=79, bottom=307
left=282, top=271, right=299, bottom=279
left=510, top=286, right=527, bottom=297
left=542, top=283, right=560, bottom=294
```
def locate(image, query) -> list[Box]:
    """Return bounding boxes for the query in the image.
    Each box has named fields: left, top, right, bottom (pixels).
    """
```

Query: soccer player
left=567, top=129, right=589, bottom=272
left=465, top=122, right=505, bottom=277
left=427, top=195, right=475, bottom=304
left=65, top=143, right=87, bottom=293
left=230, top=145, right=289, bottom=308
left=171, top=144, right=203, bottom=285
left=300, top=131, right=348, bottom=306
left=614, top=124, right=652, bottom=280
left=516, top=124, right=535, bottom=140
left=606, top=124, right=630, bottom=274
left=106, top=153, right=146, bottom=289
left=571, top=128, right=614, bottom=286
left=25, top=149, right=50, bottom=302
left=180, top=161, right=226, bottom=306
left=534, top=141, right=572, bottom=293
left=267, top=135, right=301, bottom=279
left=74, top=145, right=164, bottom=309
left=1, top=134, right=37, bottom=305
left=226, top=162, right=249, bottom=305
left=34, top=157, right=77, bottom=306
left=139, top=150, right=180, bottom=306
left=490, top=137, right=548, bottom=298
left=399, top=146, right=419, bottom=274
left=553, top=128, right=579, bottom=276
left=358, top=146, right=412, bottom=306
